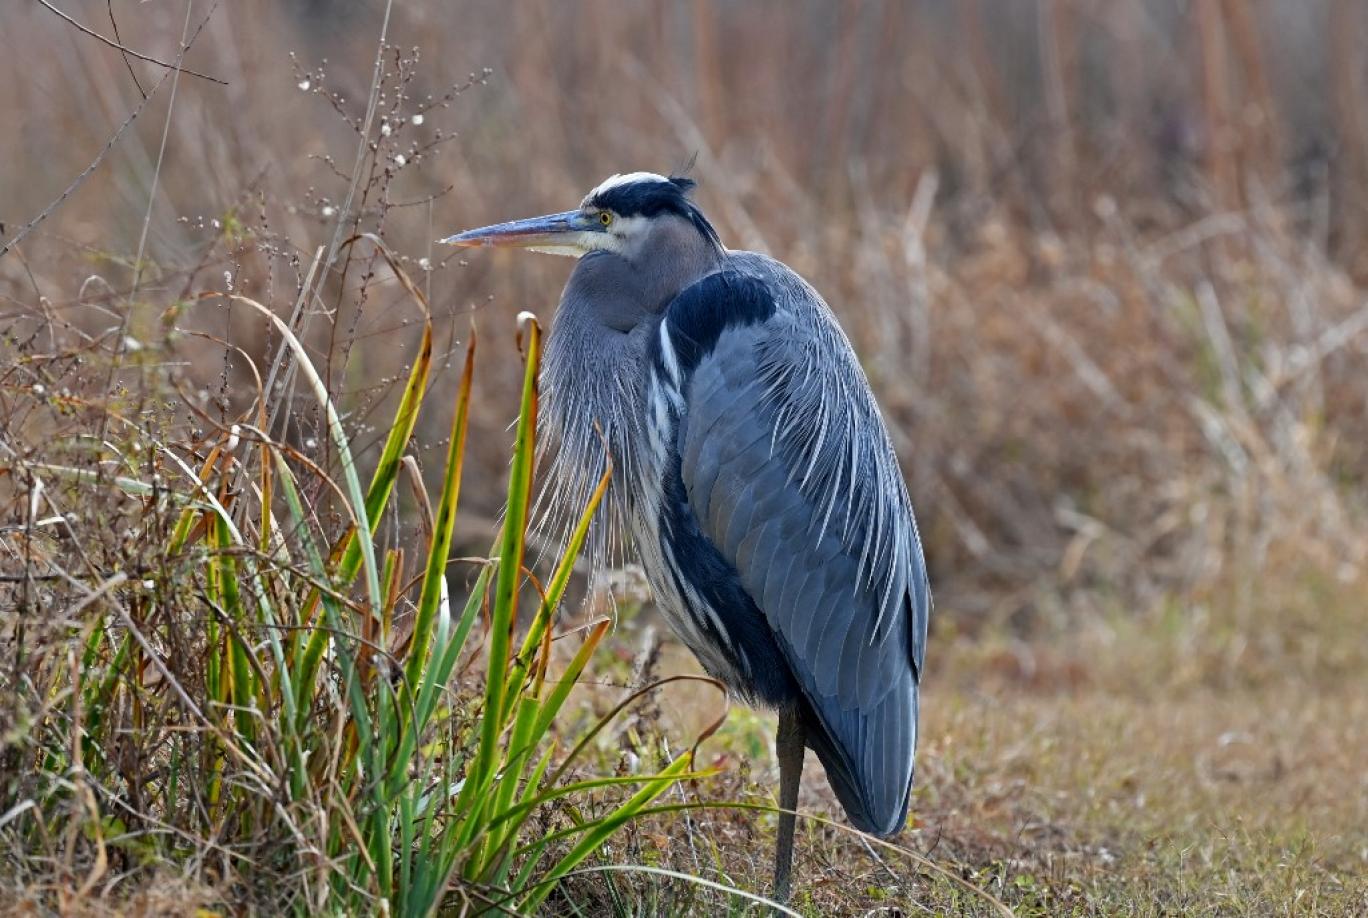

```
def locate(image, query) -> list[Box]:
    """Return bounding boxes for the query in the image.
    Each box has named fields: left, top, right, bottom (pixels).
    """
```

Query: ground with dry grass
left=536, top=555, right=1366, bottom=916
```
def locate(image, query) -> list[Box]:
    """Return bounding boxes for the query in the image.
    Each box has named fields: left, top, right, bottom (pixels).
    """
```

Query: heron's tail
left=803, top=682, right=917, bottom=837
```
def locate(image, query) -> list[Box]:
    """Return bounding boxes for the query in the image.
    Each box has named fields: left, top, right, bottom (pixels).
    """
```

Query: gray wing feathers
left=677, top=257, right=930, bottom=835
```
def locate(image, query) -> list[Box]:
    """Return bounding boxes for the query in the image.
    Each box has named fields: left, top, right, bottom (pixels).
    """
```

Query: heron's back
left=634, top=252, right=930, bottom=835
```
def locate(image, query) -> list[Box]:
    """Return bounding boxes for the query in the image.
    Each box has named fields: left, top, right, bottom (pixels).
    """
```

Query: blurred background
left=5, top=0, right=1366, bottom=630
left=4, top=1, right=1368, bottom=911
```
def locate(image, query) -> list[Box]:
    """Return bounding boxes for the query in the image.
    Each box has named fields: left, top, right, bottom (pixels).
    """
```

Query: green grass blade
left=227, top=294, right=383, bottom=619
left=271, top=448, right=374, bottom=785
left=456, top=318, right=542, bottom=859
left=403, top=331, right=473, bottom=697
left=501, top=460, right=611, bottom=727
left=530, top=620, right=610, bottom=751
left=337, top=318, right=434, bottom=584
left=383, top=563, right=490, bottom=801
left=516, top=754, right=696, bottom=913
left=212, top=512, right=256, bottom=746
left=482, top=692, right=542, bottom=880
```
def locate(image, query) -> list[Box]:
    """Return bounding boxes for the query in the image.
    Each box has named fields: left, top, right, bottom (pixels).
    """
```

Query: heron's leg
left=772, top=707, right=805, bottom=905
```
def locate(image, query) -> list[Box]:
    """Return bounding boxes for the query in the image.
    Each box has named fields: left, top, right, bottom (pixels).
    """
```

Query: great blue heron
left=442, top=172, right=930, bottom=903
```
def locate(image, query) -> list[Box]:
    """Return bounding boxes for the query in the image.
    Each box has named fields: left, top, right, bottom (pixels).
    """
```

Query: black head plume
left=584, top=173, right=721, bottom=250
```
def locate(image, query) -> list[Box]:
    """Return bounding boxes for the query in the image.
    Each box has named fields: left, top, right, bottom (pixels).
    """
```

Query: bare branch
left=35, top=0, right=227, bottom=86
left=107, top=0, right=148, bottom=98
left=0, top=1, right=222, bottom=260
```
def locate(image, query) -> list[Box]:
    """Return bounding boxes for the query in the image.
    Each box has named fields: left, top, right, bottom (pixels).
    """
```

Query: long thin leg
left=772, top=707, right=805, bottom=905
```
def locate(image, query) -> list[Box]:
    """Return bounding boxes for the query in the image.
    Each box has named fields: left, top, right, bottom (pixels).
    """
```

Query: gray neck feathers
left=533, top=215, right=723, bottom=589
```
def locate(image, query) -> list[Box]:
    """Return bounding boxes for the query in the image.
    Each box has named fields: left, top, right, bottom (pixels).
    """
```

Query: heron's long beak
left=439, top=210, right=600, bottom=257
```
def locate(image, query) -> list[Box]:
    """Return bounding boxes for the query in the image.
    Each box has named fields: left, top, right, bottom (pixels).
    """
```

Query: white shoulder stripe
left=658, top=320, right=682, bottom=389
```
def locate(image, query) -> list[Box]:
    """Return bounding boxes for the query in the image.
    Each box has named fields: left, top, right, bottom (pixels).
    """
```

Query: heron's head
left=440, top=172, right=722, bottom=259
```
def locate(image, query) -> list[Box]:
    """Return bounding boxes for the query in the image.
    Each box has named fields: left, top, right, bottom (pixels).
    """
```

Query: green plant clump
left=1, top=261, right=698, bottom=915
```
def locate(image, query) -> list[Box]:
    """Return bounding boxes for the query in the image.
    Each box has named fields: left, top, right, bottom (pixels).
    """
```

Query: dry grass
left=4, top=1, right=1368, bottom=914
left=566, top=558, right=1367, bottom=915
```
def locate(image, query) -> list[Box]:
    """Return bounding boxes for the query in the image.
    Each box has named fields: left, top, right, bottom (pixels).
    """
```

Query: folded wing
left=667, top=261, right=930, bottom=834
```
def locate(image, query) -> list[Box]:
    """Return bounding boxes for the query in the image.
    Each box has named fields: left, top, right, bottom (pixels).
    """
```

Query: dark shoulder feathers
left=663, top=271, right=777, bottom=375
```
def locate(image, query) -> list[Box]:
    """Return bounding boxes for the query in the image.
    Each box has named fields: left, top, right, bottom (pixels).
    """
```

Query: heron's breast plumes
left=531, top=308, right=652, bottom=601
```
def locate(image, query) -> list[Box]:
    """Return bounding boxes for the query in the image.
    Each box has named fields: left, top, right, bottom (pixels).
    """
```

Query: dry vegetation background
left=3, top=0, right=1367, bottom=914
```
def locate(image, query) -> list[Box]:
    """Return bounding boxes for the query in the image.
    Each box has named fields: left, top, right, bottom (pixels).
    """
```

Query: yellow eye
left=599, top=211, right=614, bottom=226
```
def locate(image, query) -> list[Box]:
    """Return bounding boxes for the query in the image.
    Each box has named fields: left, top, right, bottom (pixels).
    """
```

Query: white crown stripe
left=582, top=172, right=673, bottom=207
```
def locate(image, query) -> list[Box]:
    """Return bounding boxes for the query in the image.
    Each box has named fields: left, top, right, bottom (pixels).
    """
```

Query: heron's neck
left=567, top=244, right=723, bottom=335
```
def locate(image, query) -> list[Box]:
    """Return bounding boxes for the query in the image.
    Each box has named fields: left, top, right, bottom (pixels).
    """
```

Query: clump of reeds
left=0, top=254, right=712, bottom=913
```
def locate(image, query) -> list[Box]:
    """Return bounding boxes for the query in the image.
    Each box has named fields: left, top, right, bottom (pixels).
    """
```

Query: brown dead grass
left=567, top=560, right=1366, bottom=916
